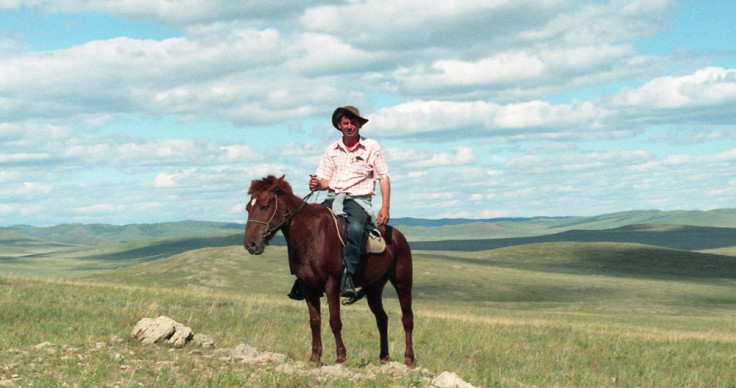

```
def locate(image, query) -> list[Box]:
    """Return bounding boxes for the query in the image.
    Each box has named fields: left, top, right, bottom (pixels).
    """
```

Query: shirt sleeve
left=315, top=145, right=335, bottom=180
left=371, top=144, right=389, bottom=180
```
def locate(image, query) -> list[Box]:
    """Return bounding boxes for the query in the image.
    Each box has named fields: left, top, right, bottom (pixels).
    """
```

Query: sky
left=1, top=0, right=735, bottom=226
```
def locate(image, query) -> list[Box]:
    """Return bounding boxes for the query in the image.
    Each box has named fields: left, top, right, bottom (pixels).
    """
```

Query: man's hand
left=309, top=175, right=327, bottom=191
left=376, top=206, right=390, bottom=226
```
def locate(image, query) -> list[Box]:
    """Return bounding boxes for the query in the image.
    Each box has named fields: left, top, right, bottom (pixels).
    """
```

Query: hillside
left=84, top=241, right=736, bottom=297
left=410, top=224, right=736, bottom=252
left=5, top=237, right=736, bottom=385
left=3, top=208, right=736, bottom=244
left=3, top=209, right=736, bottom=279
left=5, top=239, right=736, bottom=386
left=0, top=233, right=244, bottom=278
left=4, top=220, right=243, bottom=245
left=0, top=229, right=74, bottom=256
left=396, top=208, right=736, bottom=240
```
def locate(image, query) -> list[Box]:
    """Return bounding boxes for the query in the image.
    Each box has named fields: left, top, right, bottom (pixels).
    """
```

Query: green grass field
left=3, top=235, right=736, bottom=386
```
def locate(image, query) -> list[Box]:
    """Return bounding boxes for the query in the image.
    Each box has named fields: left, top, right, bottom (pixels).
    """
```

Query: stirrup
left=341, top=288, right=366, bottom=305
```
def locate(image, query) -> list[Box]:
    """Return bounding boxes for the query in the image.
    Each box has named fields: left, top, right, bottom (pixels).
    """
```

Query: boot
left=287, top=279, right=304, bottom=300
left=339, top=269, right=358, bottom=298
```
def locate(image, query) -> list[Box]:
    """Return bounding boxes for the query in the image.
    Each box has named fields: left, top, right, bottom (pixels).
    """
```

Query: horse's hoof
left=404, top=359, right=415, bottom=368
left=335, top=356, right=346, bottom=364
left=380, top=356, right=390, bottom=365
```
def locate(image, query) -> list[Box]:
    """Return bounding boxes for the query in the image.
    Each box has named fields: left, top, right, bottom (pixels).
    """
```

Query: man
left=298, top=105, right=391, bottom=300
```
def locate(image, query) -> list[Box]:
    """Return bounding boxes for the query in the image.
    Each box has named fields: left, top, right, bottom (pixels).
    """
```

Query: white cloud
left=420, top=52, right=546, bottom=86
left=2, top=0, right=735, bottom=224
left=612, top=67, right=736, bottom=109
left=373, top=100, right=609, bottom=137
left=7, top=1, right=315, bottom=26
left=414, top=146, right=477, bottom=168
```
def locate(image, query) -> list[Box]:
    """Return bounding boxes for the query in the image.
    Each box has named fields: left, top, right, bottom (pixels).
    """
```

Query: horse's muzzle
left=243, top=238, right=265, bottom=255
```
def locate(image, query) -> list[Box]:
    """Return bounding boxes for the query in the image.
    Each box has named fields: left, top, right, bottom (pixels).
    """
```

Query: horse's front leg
left=325, top=276, right=346, bottom=363
left=305, top=293, right=322, bottom=363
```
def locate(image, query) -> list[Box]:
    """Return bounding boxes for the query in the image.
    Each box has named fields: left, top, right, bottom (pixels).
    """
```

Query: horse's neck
left=278, top=193, right=307, bottom=240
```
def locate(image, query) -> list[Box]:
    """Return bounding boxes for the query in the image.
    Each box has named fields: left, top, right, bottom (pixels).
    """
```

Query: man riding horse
left=289, top=105, right=391, bottom=301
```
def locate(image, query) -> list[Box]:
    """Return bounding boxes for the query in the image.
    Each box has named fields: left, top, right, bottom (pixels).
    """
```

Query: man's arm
left=376, top=176, right=390, bottom=226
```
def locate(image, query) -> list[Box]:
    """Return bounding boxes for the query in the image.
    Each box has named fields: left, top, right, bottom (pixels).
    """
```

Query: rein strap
left=263, top=191, right=315, bottom=238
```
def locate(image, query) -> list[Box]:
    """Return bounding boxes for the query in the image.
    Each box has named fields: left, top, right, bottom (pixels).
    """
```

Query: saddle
left=329, top=209, right=386, bottom=255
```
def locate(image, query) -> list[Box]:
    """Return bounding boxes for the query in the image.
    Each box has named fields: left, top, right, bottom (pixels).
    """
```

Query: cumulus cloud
left=612, top=67, right=736, bottom=109
left=2, top=0, right=322, bottom=26
left=413, top=146, right=477, bottom=168
left=372, top=99, right=610, bottom=137
left=1, top=0, right=734, bottom=224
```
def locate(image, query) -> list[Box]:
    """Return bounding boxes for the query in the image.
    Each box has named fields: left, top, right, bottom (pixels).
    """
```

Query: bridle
left=246, top=191, right=315, bottom=240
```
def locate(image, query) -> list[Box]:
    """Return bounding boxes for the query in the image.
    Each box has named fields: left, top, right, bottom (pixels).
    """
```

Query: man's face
left=338, top=116, right=362, bottom=138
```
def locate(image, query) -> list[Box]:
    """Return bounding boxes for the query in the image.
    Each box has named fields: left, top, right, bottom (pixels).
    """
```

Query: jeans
left=323, top=197, right=369, bottom=275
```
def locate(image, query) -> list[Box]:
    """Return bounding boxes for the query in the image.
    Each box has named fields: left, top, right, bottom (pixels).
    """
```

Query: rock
left=167, top=324, right=192, bottom=347
left=109, top=335, right=123, bottom=344
left=227, top=344, right=287, bottom=364
left=313, top=364, right=359, bottom=380
left=33, top=342, right=52, bottom=349
left=131, top=316, right=193, bottom=347
left=191, top=333, right=215, bottom=348
left=430, top=371, right=477, bottom=388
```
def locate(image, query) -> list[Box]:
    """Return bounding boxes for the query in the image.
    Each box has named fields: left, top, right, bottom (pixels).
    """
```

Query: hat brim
left=332, top=107, right=369, bottom=129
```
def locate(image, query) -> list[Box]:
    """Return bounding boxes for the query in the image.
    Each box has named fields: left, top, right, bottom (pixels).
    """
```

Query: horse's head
left=243, top=174, right=293, bottom=255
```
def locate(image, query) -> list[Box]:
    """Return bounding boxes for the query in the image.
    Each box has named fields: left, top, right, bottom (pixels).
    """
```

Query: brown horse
left=243, top=175, right=415, bottom=367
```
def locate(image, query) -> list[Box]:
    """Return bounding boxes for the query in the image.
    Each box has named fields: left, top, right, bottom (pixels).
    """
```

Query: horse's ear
left=272, top=174, right=292, bottom=195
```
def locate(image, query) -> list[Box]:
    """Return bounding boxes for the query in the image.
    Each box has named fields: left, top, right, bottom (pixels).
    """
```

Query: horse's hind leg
left=365, top=280, right=390, bottom=364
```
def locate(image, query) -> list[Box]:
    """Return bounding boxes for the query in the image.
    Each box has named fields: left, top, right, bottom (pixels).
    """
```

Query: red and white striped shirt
left=315, top=136, right=389, bottom=196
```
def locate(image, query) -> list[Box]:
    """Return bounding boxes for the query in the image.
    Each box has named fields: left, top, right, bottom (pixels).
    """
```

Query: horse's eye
left=260, top=204, right=270, bottom=211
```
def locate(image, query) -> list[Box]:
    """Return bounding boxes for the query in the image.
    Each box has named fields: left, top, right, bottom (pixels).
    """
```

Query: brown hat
left=332, top=106, right=369, bottom=129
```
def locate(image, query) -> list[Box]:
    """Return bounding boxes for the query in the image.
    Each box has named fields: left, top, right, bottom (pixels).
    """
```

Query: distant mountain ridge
left=2, top=208, right=735, bottom=246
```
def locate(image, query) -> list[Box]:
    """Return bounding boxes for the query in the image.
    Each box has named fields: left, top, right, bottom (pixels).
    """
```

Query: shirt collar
left=336, top=136, right=365, bottom=152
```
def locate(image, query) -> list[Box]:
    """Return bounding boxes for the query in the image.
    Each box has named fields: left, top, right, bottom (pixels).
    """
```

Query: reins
left=249, top=190, right=317, bottom=240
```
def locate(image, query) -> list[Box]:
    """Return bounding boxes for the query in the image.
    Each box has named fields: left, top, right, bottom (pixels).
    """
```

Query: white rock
left=229, top=343, right=287, bottom=364
left=192, top=333, right=215, bottom=348
left=33, top=342, right=52, bottom=349
left=430, top=371, right=477, bottom=388
left=167, top=323, right=193, bottom=347
left=131, top=316, right=193, bottom=346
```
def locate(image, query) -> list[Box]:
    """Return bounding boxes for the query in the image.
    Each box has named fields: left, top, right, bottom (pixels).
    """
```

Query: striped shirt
left=315, top=136, right=389, bottom=196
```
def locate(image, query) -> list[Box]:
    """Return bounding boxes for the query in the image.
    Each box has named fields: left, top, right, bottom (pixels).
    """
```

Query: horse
left=242, top=175, right=415, bottom=367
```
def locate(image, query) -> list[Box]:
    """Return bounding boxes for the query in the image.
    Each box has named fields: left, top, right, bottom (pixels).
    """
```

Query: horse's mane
left=248, top=175, right=293, bottom=196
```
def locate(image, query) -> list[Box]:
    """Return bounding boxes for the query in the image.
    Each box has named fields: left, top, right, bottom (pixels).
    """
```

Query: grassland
left=3, top=235, right=736, bottom=386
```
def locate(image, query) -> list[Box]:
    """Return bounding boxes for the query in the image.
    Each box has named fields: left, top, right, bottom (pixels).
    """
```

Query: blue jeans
left=323, top=197, right=369, bottom=275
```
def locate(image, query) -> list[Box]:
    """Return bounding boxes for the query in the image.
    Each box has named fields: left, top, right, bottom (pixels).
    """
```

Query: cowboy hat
left=332, top=106, right=369, bottom=129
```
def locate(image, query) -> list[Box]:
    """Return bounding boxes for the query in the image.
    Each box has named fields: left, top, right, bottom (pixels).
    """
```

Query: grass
left=0, top=233, right=244, bottom=278
left=3, top=240, right=736, bottom=386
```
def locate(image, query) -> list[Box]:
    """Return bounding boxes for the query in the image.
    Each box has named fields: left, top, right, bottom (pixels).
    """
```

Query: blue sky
left=1, top=0, right=735, bottom=226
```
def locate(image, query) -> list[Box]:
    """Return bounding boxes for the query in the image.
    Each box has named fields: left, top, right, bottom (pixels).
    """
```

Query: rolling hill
left=2, top=209, right=735, bottom=278
left=3, top=208, right=736, bottom=245
left=4, top=211, right=736, bottom=386
left=410, top=223, right=736, bottom=252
